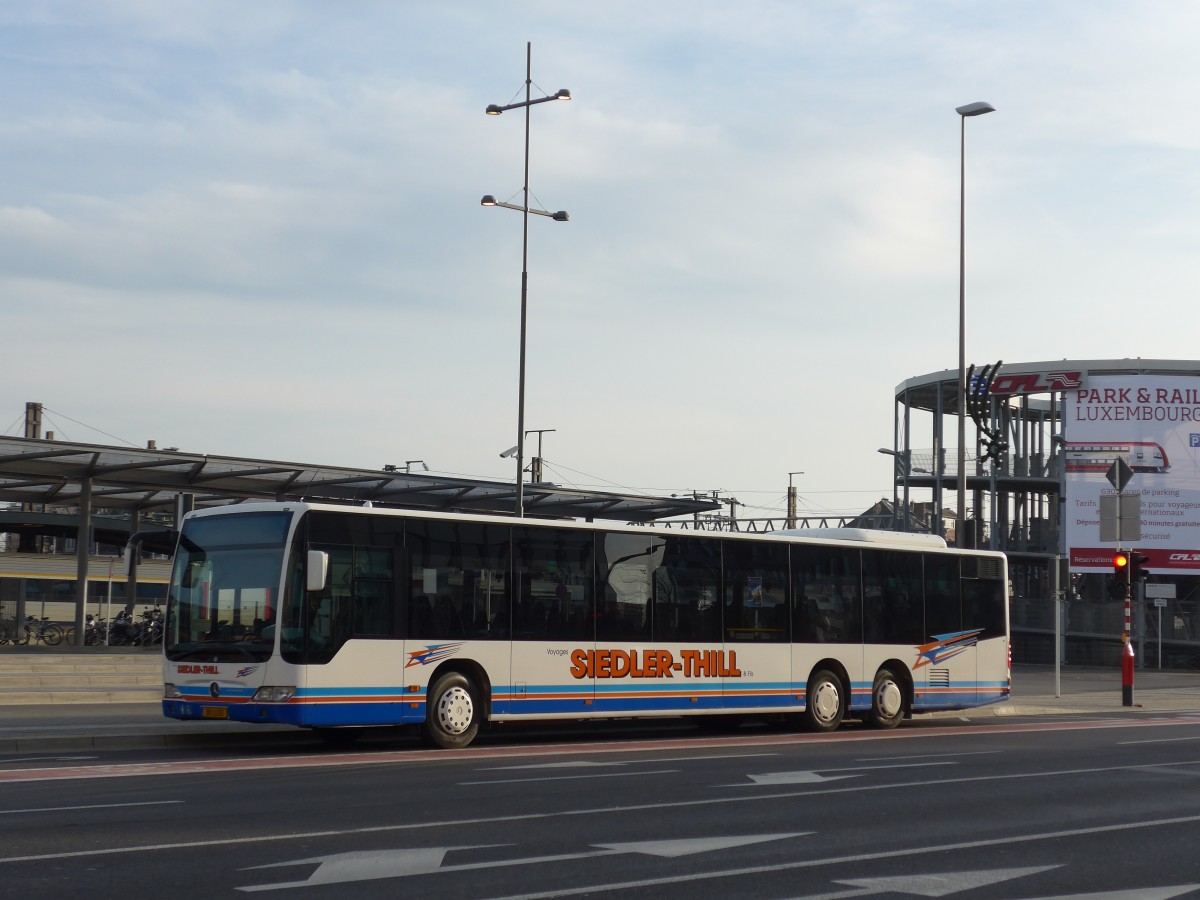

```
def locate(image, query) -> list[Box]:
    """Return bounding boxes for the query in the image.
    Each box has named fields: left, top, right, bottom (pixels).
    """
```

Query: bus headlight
left=164, top=683, right=182, bottom=699
left=252, top=686, right=297, bottom=703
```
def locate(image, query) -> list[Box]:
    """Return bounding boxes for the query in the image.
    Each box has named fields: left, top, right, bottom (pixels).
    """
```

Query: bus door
left=961, top=556, right=1009, bottom=704
left=403, top=520, right=510, bottom=714
left=923, top=555, right=971, bottom=708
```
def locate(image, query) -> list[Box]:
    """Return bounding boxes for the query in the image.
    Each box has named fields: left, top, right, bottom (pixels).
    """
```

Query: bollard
left=1121, top=638, right=1135, bottom=707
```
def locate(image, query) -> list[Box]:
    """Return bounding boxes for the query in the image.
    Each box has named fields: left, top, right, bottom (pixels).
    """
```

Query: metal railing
left=651, top=514, right=902, bottom=533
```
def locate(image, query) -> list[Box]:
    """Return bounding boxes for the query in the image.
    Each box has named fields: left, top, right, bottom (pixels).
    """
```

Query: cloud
left=4, top=1, right=1200, bottom=517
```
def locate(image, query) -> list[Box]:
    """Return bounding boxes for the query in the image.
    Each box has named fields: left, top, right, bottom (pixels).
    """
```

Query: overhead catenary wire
left=41, top=407, right=140, bottom=447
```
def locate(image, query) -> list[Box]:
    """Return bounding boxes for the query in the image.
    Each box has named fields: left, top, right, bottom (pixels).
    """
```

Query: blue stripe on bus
left=164, top=679, right=1011, bottom=727
left=295, top=686, right=414, bottom=699
left=162, top=699, right=428, bottom=727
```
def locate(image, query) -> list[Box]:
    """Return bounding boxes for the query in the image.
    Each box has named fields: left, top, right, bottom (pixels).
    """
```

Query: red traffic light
left=1112, top=552, right=1131, bottom=598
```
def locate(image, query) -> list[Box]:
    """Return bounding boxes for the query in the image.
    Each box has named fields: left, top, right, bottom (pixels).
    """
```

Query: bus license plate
left=202, top=707, right=228, bottom=719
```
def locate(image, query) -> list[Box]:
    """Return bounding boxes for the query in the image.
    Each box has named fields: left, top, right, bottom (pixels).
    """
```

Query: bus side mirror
left=306, top=550, right=329, bottom=592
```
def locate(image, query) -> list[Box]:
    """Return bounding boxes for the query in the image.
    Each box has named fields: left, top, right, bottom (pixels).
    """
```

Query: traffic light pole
left=1114, top=547, right=1135, bottom=707
left=1118, top=554, right=1128, bottom=652
left=1118, top=549, right=1128, bottom=710
left=1106, top=462, right=1138, bottom=707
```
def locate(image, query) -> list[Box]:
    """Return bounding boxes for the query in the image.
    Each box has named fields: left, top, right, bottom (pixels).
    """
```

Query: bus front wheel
left=423, top=672, right=480, bottom=749
left=802, top=669, right=844, bottom=733
left=868, top=668, right=905, bottom=729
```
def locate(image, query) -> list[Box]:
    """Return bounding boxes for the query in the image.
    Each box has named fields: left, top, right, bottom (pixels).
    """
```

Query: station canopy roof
left=0, top=436, right=719, bottom=525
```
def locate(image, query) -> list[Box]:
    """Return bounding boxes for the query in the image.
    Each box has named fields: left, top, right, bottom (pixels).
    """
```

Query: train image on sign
left=1063, top=441, right=1169, bottom=473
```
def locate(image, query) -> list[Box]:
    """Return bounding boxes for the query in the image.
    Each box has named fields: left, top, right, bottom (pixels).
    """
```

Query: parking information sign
left=1066, top=375, right=1200, bottom=574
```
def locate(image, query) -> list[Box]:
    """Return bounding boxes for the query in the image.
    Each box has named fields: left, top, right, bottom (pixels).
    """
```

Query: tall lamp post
left=955, top=100, right=995, bottom=547
left=482, top=42, right=571, bottom=518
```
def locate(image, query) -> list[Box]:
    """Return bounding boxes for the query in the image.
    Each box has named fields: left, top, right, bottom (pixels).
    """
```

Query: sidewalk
left=946, top=664, right=1200, bottom=718
left=4, top=664, right=1200, bottom=754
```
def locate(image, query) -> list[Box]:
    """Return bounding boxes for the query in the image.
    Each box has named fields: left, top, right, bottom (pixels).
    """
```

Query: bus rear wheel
left=423, top=672, right=480, bottom=750
left=802, top=669, right=844, bottom=733
left=868, top=667, right=905, bottom=729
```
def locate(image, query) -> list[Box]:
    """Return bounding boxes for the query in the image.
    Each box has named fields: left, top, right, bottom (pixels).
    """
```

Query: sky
left=2, top=1, right=1200, bottom=524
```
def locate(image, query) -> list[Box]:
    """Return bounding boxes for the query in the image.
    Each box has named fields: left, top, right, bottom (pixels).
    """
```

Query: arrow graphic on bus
left=404, top=642, right=465, bottom=668
left=236, top=833, right=809, bottom=892
left=912, top=630, right=983, bottom=669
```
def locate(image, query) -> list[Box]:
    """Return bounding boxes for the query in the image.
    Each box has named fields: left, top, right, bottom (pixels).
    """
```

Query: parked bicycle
left=16, top=615, right=64, bottom=647
left=106, top=609, right=139, bottom=646
left=84, top=613, right=106, bottom=646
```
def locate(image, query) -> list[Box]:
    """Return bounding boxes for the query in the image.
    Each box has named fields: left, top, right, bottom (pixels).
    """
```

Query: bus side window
left=793, top=544, right=860, bottom=644
left=405, top=520, right=510, bottom=642
left=650, top=535, right=720, bottom=643
left=512, top=526, right=595, bottom=642
left=723, top=539, right=788, bottom=643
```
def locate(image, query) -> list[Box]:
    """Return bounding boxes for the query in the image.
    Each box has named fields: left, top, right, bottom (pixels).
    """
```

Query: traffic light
left=1113, top=552, right=1129, bottom=577
left=1129, top=551, right=1150, bottom=582
left=1111, top=552, right=1129, bottom=599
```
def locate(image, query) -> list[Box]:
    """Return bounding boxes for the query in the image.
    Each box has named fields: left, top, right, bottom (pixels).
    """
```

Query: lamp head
left=956, top=101, right=996, bottom=117
left=551, top=210, right=569, bottom=222
left=485, top=104, right=503, bottom=116
left=480, top=195, right=497, bottom=207
left=554, top=89, right=571, bottom=101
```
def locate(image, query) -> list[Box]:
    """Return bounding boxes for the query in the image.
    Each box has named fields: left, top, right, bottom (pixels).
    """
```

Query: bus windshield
left=165, top=510, right=293, bottom=663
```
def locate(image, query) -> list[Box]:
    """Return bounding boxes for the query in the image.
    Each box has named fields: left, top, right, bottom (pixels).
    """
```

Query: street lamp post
left=877, top=448, right=911, bottom=532
left=955, top=100, right=995, bottom=548
left=482, top=42, right=571, bottom=518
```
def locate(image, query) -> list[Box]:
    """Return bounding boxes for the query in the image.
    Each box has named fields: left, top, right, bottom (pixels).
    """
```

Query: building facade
left=886, top=358, right=1200, bottom=667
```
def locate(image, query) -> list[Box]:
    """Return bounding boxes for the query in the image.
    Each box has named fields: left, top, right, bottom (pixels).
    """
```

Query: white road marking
left=236, top=834, right=809, bottom=892
left=460, top=768, right=678, bottom=785
left=1017, top=888, right=1200, bottom=900
left=1119, top=734, right=1200, bottom=745
left=857, top=751, right=1001, bottom=762
left=482, top=814, right=1200, bottom=900
left=743, top=771, right=858, bottom=785
left=8, top=759, right=1200, bottom=865
left=737, top=761, right=956, bottom=786
left=835, top=865, right=1058, bottom=897
left=485, top=752, right=778, bottom=770
left=0, top=800, right=182, bottom=815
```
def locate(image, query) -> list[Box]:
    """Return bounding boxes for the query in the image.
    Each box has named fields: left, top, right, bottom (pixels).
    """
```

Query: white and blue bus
left=162, top=501, right=1010, bottom=748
